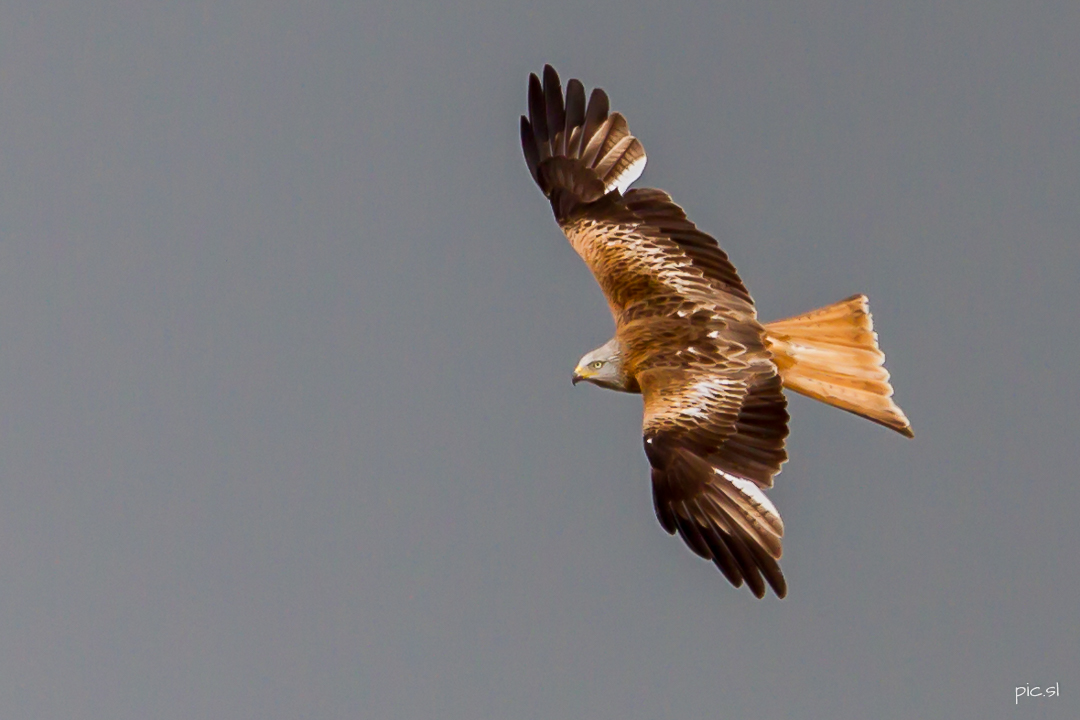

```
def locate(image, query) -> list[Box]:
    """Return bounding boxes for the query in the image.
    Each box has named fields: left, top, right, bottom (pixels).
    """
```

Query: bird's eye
left=591, top=360, right=604, bottom=369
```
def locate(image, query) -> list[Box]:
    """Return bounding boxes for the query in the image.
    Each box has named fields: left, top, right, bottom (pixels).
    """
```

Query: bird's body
left=522, top=66, right=912, bottom=598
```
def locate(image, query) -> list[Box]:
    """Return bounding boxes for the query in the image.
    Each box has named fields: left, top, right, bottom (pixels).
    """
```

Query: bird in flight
left=521, top=65, right=913, bottom=598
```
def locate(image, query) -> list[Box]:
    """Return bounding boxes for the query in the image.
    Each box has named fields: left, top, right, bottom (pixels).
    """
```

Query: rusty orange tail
left=763, top=295, right=913, bottom=437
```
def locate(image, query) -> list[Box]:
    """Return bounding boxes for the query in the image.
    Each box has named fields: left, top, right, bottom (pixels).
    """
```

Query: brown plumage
left=521, top=65, right=912, bottom=598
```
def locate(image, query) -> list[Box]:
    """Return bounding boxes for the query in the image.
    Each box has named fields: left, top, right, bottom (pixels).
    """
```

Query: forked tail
left=763, top=295, right=913, bottom=437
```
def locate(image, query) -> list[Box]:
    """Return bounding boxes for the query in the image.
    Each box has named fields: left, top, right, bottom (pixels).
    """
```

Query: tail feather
left=763, top=295, right=913, bottom=438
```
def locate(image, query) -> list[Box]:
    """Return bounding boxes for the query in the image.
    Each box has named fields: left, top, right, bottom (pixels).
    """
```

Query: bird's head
left=572, top=338, right=631, bottom=391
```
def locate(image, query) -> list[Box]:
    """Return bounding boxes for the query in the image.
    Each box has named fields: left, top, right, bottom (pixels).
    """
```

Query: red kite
left=521, top=66, right=913, bottom=598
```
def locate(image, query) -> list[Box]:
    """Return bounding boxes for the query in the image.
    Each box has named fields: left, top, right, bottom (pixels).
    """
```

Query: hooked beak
left=572, top=366, right=588, bottom=386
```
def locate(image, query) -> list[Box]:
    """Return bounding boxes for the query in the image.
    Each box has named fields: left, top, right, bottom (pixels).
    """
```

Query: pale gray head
left=572, top=337, right=632, bottom=392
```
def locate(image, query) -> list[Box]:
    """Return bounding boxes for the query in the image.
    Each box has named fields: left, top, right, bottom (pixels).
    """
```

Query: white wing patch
left=671, top=378, right=740, bottom=421
left=608, top=154, right=647, bottom=194
left=689, top=378, right=738, bottom=401
left=714, top=467, right=784, bottom=535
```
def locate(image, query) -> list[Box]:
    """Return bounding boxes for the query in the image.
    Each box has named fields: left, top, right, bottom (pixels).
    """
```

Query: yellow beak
left=572, top=366, right=592, bottom=385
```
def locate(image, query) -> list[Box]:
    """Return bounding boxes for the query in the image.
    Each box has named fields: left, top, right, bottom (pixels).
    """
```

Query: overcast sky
left=0, top=1, right=1077, bottom=718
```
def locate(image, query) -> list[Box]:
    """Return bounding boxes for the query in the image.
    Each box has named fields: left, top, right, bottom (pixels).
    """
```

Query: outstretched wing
left=521, top=65, right=755, bottom=326
left=634, top=307, right=790, bottom=598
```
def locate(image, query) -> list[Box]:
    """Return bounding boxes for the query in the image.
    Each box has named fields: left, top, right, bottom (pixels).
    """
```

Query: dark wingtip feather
left=542, top=65, right=565, bottom=155
left=564, top=79, right=586, bottom=155
left=747, top=542, right=788, bottom=598
left=723, top=529, right=768, bottom=599
left=673, top=509, right=712, bottom=561
left=653, top=488, right=677, bottom=535
left=527, top=73, right=548, bottom=145
left=695, top=513, right=747, bottom=591
left=520, top=116, right=540, bottom=184
left=520, top=67, right=638, bottom=207
left=581, top=87, right=609, bottom=142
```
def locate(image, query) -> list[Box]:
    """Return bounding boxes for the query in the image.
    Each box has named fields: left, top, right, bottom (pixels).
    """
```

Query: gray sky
left=1, top=1, right=1077, bottom=718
